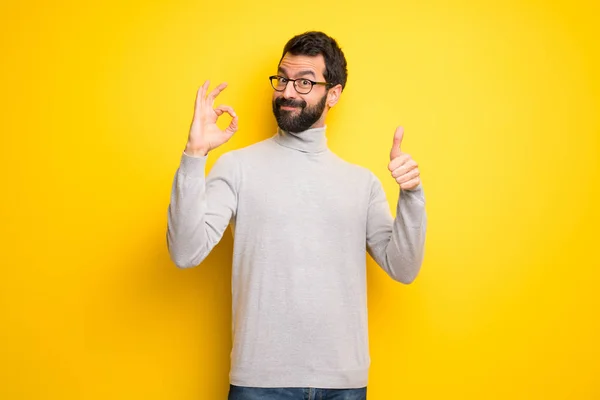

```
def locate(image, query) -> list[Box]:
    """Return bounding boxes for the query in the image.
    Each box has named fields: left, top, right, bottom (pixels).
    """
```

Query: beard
left=272, top=94, right=327, bottom=133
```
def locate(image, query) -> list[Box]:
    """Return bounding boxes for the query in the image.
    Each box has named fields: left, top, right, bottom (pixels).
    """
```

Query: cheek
left=302, top=94, right=319, bottom=107
left=309, top=90, right=328, bottom=106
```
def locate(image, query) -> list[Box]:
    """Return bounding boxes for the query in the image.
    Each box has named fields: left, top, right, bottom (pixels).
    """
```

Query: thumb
left=390, top=126, right=404, bottom=160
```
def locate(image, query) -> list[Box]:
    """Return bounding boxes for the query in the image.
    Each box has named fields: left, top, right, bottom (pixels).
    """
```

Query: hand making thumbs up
left=388, top=126, right=421, bottom=191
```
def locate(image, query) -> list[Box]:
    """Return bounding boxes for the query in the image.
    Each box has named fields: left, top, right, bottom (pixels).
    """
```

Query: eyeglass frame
left=269, top=75, right=334, bottom=94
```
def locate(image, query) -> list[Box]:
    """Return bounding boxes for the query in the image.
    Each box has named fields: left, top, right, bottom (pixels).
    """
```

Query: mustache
left=275, top=97, right=307, bottom=109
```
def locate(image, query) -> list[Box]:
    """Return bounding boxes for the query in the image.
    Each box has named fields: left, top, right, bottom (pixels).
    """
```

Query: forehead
left=278, top=53, right=326, bottom=78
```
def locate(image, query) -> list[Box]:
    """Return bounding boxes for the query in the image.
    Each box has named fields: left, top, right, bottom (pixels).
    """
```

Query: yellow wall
left=1, top=0, right=598, bottom=398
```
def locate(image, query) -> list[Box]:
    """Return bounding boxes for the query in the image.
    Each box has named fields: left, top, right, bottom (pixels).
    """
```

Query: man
left=167, top=31, right=427, bottom=400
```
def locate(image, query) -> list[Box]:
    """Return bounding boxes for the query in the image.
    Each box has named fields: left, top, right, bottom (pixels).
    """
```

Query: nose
left=282, top=80, right=297, bottom=99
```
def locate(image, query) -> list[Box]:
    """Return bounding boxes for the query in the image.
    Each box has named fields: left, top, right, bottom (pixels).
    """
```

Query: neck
left=273, top=125, right=328, bottom=153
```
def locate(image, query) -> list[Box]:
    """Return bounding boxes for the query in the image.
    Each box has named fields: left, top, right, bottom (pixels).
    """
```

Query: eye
left=299, top=79, right=312, bottom=88
left=278, top=76, right=288, bottom=83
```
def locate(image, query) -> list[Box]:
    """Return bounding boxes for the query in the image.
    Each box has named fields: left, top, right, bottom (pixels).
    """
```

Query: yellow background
left=1, top=0, right=598, bottom=398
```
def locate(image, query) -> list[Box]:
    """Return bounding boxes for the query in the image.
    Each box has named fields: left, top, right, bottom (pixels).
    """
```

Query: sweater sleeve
left=366, top=175, right=427, bottom=283
left=166, top=151, right=238, bottom=268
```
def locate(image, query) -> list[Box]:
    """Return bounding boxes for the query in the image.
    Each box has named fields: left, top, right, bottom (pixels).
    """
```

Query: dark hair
left=280, top=31, right=348, bottom=91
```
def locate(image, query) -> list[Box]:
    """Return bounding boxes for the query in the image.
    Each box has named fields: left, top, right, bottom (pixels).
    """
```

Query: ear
left=326, top=84, right=343, bottom=108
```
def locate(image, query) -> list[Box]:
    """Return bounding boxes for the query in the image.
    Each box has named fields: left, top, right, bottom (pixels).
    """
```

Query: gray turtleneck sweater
left=167, top=126, right=427, bottom=389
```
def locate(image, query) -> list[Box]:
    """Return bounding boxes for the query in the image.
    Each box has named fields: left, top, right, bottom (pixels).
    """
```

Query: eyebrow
left=278, top=67, right=317, bottom=80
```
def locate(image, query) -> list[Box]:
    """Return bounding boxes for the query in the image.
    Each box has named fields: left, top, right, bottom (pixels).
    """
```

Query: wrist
left=185, top=143, right=209, bottom=157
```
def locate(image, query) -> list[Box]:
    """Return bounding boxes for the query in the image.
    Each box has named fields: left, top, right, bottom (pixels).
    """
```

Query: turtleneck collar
left=272, top=125, right=329, bottom=154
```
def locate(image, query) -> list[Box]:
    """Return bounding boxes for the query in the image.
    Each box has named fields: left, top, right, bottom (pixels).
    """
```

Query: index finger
left=388, top=153, right=411, bottom=172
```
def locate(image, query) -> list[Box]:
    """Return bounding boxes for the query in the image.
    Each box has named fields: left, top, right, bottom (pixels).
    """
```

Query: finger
left=207, top=82, right=228, bottom=106
left=391, top=162, right=418, bottom=179
left=395, top=168, right=420, bottom=185
left=225, top=115, right=239, bottom=136
left=200, top=80, right=210, bottom=103
left=193, top=84, right=206, bottom=118
left=388, top=153, right=412, bottom=172
left=390, top=126, right=404, bottom=160
left=214, top=105, right=236, bottom=118
left=400, top=177, right=421, bottom=191
left=214, top=105, right=238, bottom=136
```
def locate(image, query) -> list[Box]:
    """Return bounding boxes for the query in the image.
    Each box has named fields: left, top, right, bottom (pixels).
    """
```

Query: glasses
left=269, top=75, right=333, bottom=95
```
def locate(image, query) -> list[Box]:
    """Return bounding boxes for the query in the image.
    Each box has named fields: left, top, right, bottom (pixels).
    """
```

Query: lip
left=280, top=106, right=300, bottom=111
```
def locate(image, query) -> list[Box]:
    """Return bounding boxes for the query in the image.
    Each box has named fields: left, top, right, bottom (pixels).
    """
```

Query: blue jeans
left=227, top=385, right=367, bottom=400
